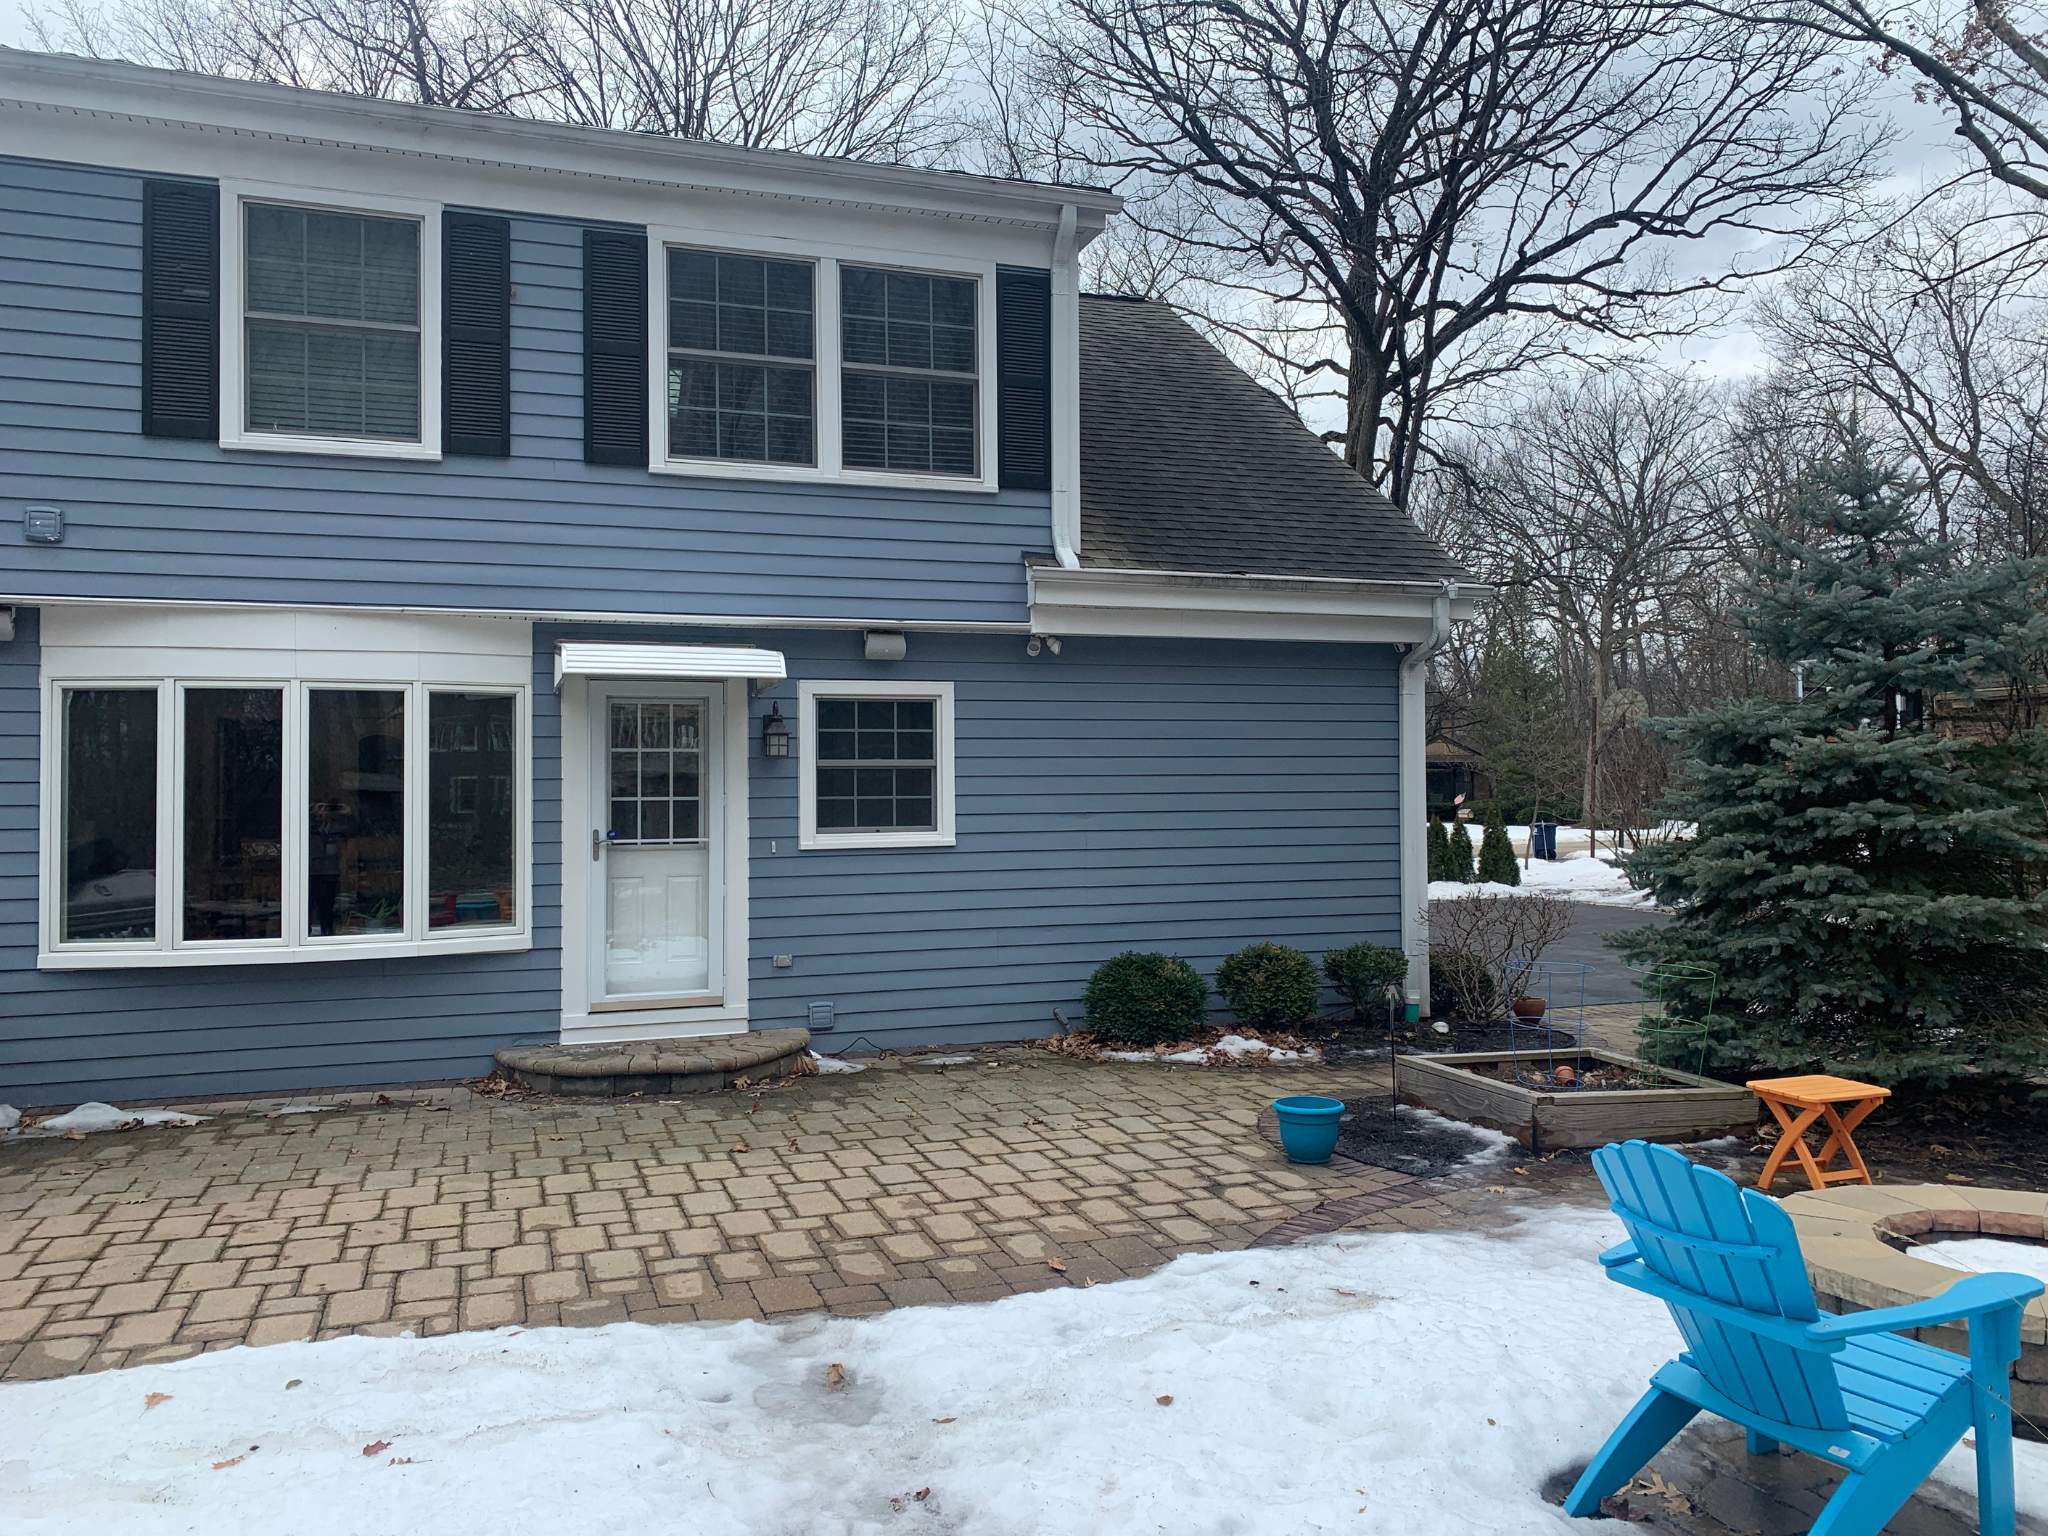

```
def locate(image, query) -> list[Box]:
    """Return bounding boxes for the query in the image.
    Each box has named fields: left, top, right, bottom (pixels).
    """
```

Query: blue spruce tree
left=1615, top=435, right=2048, bottom=1083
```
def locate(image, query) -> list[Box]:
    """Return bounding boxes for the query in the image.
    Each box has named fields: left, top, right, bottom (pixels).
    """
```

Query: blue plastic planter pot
left=1272, top=1095, right=1345, bottom=1165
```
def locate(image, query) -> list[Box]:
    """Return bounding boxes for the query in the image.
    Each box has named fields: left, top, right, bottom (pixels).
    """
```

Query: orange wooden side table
left=1746, top=1074, right=1892, bottom=1193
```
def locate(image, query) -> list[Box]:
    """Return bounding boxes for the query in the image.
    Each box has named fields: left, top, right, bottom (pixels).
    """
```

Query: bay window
left=44, top=677, right=526, bottom=965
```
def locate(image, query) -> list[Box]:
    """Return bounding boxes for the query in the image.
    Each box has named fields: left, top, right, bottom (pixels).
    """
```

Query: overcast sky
left=0, top=0, right=30, bottom=47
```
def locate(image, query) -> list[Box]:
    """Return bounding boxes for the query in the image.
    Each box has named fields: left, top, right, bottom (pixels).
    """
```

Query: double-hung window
left=796, top=681, right=956, bottom=850
left=652, top=237, right=994, bottom=488
left=44, top=677, right=526, bottom=965
left=223, top=186, right=442, bottom=458
left=666, top=250, right=817, bottom=467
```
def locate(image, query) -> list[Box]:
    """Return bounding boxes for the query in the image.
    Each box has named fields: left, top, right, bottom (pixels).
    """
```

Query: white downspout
left=1050, top=204, right=1082, bottom=570
left=1397, top=581, right=1457, bottom=1019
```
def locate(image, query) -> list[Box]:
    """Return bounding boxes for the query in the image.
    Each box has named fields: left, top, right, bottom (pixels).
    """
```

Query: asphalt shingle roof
left=1077, top=295, right=1467, bottom=583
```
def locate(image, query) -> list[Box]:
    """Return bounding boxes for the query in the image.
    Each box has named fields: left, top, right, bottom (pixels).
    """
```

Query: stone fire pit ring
left=1780, top=1184, right=2048, bottom=1429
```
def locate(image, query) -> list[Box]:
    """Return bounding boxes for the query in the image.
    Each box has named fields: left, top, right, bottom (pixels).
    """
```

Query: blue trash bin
left=1531, top=821, right=1559, bottom=861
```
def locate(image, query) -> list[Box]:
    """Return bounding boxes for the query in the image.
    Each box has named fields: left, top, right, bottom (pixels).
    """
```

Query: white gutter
left=1397, top=581, right=1457, bottom=1017
left=1050, top=204, right=1082, bottom=571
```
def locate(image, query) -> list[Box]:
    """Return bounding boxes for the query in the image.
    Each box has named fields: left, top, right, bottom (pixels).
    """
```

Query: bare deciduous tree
left=31, top=0, right=964, bottom=158
left=1758, top=190, right=2048, bottom=556
left=1007, top=0, right=1888, bottom=503
left=1436, top=371, right=1732, bottom=829
left=1748, top=0, right=2048, bottom=204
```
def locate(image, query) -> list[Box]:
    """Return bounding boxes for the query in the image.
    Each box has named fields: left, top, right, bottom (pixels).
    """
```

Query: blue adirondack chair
left=1567, top=1140, right=2044, bottom=1536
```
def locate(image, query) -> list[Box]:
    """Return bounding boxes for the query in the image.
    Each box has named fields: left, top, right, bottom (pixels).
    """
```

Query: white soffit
left=554, top=642, right=787, bottom=687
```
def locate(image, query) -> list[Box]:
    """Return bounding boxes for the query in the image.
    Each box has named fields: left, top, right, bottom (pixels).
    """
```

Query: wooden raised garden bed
left=1393, top=1047, right=1754, bottom=1153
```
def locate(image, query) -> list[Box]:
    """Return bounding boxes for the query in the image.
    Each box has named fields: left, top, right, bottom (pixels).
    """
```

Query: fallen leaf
left=144, top=1392, right=173, bottom=1411
left=824, top=1363, right=847, bottom=1391
left=212, top=1456, right=244, bottom=1471
left=1511, top=1167, right=1527, bottom=1177
left=732, top=1140, right=750, bottom=1155
left=1486, top=1417, right=1497, bottom=1426
left=284, top=1379, right=302, bottom=1390
left=389, top=1457, right=418, bottom=1466
left=1047, top=1257, right=1068, bottom=1273
left=1155, top=1394, right=1174, bottom=1407
left=932, top=1416, right=956, bottom=1425
left=1332, top=1287, right=1358, bottom=1298
left=913, top=1488, right=932, bottom=1502
left=362, top=1440, right=392, bottom=1458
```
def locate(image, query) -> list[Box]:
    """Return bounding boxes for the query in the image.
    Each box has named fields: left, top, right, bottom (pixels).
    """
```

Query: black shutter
left=141, top=179, right=219, bottom=440
left=996, top=266, right=1052, bottom=491
left=583, top=228, right=648, bottom=466
left=442, top=212, right=511, bottom=457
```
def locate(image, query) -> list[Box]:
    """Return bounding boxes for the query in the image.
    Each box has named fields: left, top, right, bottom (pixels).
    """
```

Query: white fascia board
left=1027, top=565, right=1484, bottom=643
left=0, top=48, right=1120, bottom=235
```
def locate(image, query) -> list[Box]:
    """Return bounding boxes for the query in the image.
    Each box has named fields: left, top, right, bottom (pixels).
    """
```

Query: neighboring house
left=0, top=50, right=1475, bottom=1105
left=1425, top=733, right=1492, bottom=814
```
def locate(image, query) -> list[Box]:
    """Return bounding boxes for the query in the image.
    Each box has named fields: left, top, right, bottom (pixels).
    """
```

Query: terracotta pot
left=1511, top=995, right=1548, bottom=1022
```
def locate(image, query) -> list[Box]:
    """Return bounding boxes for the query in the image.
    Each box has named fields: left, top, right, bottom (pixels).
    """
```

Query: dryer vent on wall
left=807, top=1002, right=836, bottom=1034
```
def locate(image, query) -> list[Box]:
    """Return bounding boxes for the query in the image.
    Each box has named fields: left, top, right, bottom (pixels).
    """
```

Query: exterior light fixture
left=762, top=703, right=791, bottom=759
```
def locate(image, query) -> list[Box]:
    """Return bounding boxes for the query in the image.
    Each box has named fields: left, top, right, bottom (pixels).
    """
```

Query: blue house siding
left=544, top=624, right=1401, bottom=1047
left=0, top=156, right=1051, bottom=624
left=3, top=615, right=1397, bottom=1104
left=0, top=606, right=565, bottom=1107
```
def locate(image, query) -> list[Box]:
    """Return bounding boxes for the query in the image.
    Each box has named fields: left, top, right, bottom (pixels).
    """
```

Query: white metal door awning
left=554, top=641, right=788, bottom=687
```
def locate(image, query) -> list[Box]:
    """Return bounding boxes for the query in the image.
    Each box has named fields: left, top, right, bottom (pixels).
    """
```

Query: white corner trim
left=217, top=179, right=443, bottom=461
left=796, top=678, right=957, bottom=852
left=644, top=229, right=1000, bottom=494
left=1027, top=564, right=1483, bottom=643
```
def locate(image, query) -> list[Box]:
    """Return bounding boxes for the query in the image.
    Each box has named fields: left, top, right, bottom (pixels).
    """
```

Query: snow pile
left=1101, top=1033, right=1320, bottom=1065
left=806, top=1052, right=867, bottom=1075
left=1403, top=1105, right=1519, bottom=1167
left=6, top=1208, right=2040, bottom=1534
left=0, top=1105, right=18, bottom=1133
left=1915, top=1237, right=2048, bottom=1288
left=18, top=1102, right=208, bottom=1136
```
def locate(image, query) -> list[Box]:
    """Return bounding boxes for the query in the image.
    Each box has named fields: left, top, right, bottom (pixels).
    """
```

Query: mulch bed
left=1333, top=1093, right=1523, bottom=1178
left=1780, top=1079, right=2048, bottom=1193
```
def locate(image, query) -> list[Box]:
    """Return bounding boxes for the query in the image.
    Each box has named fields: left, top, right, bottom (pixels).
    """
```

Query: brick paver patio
left=0, top=1051, right=1415, bottom=1382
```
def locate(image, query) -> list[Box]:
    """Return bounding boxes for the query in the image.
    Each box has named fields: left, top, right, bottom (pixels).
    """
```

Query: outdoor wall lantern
left=762, top=703, right=791, bottom=759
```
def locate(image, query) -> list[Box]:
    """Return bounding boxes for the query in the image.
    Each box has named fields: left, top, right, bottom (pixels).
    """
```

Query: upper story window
left=651, top=235, right=997, bottom=491
left=840, top=267, right=978, bottom=477
left=218, top=184, right=443, bottom=460
left=666, top=251, right=816, bottom=467
left=245, top=203, right=421, bottom=442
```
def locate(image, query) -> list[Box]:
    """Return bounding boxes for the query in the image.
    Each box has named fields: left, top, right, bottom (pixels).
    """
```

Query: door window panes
left=608, top=700, right=703, bottom=844
left=61, top=688, right=158, bottom=943
left=307, top=690, right=405, bottom=938
left=429, top=692, right=517, bottom=929
left=183, top=688, right=284, bottom=941
left=245, top=202, right=421, bottom=441
left=813, top=697, right=937, bottom=831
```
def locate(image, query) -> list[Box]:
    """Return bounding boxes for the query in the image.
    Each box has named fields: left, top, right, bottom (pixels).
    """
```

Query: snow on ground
left=1432, top=824, right=1667, bottom=909
left=1915, top=1236, right=2048, bottom=1288
left=1402, top=1106, right=1519, bottom=1167
left=10, top=1207, right=2041, bottom=1535
left=806, top=1052, right=867, bottom=1075
left=1101, top=1033, right=1320, bottom=1065
left=5, top=1102, right=209, bottom=1137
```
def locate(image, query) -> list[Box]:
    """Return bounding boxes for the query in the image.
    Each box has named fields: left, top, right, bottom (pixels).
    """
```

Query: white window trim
left=796, top=678, right=957, bottom=851
left=646, top=227, right=998, bottom=494
left=38, top=675, right=531, bottom=969
left=218, top=178, right=444, bottom=462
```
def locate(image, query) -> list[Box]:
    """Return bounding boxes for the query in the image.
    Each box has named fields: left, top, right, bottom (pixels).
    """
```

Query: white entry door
left=590, top=686, right=722, bottom=1007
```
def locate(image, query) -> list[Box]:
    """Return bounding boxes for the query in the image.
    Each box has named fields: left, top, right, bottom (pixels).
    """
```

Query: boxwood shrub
left=1323, top=941, right=1409, bottom=1021
left=1082, top=951, right=1208, bottom=1046
left=1215, top=941, right=1321, bottom=1029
